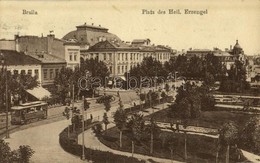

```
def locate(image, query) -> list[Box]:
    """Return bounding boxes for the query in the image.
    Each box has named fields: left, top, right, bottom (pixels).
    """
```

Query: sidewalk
left=241, top=149, right=260, bottom=163
left=216, top=104, right=260, bottom=111
left=78, top=103, right=183, bottom=163
left=146, top=121, right=218, bottom=135
left=78, top=126, right=183, bottom=163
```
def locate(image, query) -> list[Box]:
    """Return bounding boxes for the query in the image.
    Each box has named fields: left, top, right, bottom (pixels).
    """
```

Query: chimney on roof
left=99, top=25, right=101, bottom=27
left=14, top=34, right=20, bottom=52
left=84, top=22, right=87, bottom=25
left=230, top=45, right=232, bottom=50
left=92, top=23, right=94, bottom=26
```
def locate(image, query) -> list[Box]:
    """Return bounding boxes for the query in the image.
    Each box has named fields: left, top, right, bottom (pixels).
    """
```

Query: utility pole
left=5, top=67, right=9, bottom=139
left=1, top=53, right=9, bottom=139
left=72, top=84, right=74, bottom=109
left=81, top=95, right=85, bottom=160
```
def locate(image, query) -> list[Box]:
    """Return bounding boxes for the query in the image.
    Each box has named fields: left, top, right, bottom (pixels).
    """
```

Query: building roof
left=63, top=23, right=122, bottom=47
left=76, top=23, right=108, bottom=31
left=28, top=53, right=66, bottom=64
left=187, top=49, right=212, bottom=52
left=63, top=39, right=80, bottom=46
left=87, top=40, right=172, bottom=53
left=88, top=40, right=140, bottom=52
left=0, top=50, right=41, bottom=65
left=213, top=51, right=233, bottom=57
left=132, top=39, right=150, bottom=43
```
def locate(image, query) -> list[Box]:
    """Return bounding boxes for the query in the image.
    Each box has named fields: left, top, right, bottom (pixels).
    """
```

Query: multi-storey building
left=64, top=24, right=175, bottom=77
left=63, top=23, right=122, bottom=48
left=185, top=40, right=245, bottom=70
left=0, top=50, right=42, bottom=82
left=80, top=39, right=174, bottom=77
left=15, top=34, right=80, bottom=70
left=28, top=53, right=66, bottom=87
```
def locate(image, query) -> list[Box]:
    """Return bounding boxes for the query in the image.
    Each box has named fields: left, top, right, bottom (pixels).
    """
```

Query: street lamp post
left=0, top=53, right=9, bottom=139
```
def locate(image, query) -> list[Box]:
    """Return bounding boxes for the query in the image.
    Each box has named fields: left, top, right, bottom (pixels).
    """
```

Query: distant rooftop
left=188, top=49, right=212, bottom=52
left=0, top=50, right=41, bottom=65
left=76, top=23, right=108, bottom=31
left=29, top=53, right=66, bottom=64
left=63, top=23, right=121, bottom=46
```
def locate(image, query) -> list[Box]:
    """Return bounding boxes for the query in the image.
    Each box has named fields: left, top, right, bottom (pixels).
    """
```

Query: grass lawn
left=99, top=127, right=245, bottom=163
left=145, top=108, right=258, bottom=130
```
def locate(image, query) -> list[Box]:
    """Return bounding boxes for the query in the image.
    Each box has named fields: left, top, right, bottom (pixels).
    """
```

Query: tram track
left=0, top=112, right=66, bottom=139
left=0, top=93, right=129, bottom=139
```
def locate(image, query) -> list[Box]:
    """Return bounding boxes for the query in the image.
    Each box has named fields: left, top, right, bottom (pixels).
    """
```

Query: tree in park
left=203, top=53, right=226, bottom=82
left=198, top=84, right=216, bottom=111
left=113, top=98, right=127, bottom=148
left=103, top=96, right=112, bottom=112
left=186, top=56, right=204, bottom=79
left=164, top=57, right=176, bottom=74
left=151, top=91, right=160, bottom=106
left=239, top=117, right=260, bottom=155
left=219, top=60, right=250, bottom=93
left=170, top=82, right=204, bottom=161
left=172, top=82, right=202, bottom=119
left=161, top=91, right=167, bottom=102
left=219, top=122, right=239, bottom=163
left=80, top=58, right=110, bottom=86
left=126, top=113, right=145, bottom=156
left=53, top=67, right=75, bottom=104
left=165, top=83, right=170, bottom=95
left=173, top=55, right=188, bottom=76
left=165, top=134, right=178, bottom=161
left=127, top=57, right=167, bottom=87
left=144, top=116, right=161, bottom=155
left=103, top=112, right=110, bottom=133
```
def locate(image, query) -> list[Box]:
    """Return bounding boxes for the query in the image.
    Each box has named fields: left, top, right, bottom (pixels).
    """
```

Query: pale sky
left=0, top=0, right=260, bottom=55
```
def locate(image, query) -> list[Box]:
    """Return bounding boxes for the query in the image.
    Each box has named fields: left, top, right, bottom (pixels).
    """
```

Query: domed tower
left=232, top=40, right=245, bottom=63
left=233, top=40, right=244, bottom=55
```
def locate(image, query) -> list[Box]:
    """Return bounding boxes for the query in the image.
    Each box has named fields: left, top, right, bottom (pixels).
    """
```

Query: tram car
left=11, top=101, right=48, bottom=125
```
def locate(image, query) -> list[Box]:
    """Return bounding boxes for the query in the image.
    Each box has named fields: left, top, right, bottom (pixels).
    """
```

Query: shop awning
left=26, top=87, right=51, bottom=100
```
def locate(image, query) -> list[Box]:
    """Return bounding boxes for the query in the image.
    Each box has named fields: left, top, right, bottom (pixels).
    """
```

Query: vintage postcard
left=0, top=0, right=259, bottom=163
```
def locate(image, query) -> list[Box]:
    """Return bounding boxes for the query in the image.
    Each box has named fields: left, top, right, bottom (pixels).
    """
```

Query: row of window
left=11, top=69, right=39, bottom=78
left=117, top=65, right=128, bottom=74
left=117, top=52, right=171, bottom=61
left=69, top=52, right=78, bottom=61
left=43, top=69, right=60, bottom=80
left=117, top=64, right=138, bottom=74
left=86, top=52, right=171, bottom=62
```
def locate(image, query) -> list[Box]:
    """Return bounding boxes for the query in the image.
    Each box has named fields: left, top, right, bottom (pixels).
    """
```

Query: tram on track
left=10, top=101, right=48, bottom=125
